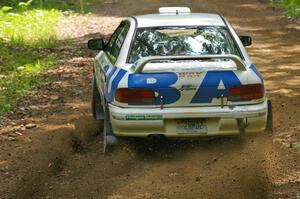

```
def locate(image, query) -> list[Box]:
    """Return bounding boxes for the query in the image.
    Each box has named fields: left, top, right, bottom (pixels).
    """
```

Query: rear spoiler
left=133, top=55, right=247, bottom=73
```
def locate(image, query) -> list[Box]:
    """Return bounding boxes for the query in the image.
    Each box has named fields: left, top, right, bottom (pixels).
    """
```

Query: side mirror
left=88, top=38, right=104, bottom=50
left=239, top=36, right=252, bottom=47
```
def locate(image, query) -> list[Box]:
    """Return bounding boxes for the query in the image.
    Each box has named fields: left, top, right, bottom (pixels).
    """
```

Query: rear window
left=128, top=27, right=240, bottom=63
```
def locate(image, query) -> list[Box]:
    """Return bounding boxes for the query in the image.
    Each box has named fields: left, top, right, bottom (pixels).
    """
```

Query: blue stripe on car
left=249, top=64, right=263, bottom=83
left=106, top=68, right=127, bottom=102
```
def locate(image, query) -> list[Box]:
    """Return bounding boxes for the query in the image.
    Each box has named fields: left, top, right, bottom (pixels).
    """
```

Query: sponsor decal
left=126, top=71, right=242, bottom=104
left=125, top=115, right=163, bottom=120
left=105, top=66, right=247, bottom=105
left=103, top=64, right=110, bottom=74
left=179, top=84, right=197, bottom=91
left=191, top=71, right=241, bottom=103
left=178, top=72, right=202, bottom=78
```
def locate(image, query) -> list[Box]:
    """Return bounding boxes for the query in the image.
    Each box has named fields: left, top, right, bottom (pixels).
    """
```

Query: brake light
left=115, top=88, right=155, bottom=104
left=228, top=84, right=264, bottom=101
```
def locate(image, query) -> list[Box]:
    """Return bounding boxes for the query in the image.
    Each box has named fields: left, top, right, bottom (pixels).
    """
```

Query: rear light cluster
left=228, top=84, right=264, bottom=101
left=115, top=84, right=264, bottom=104
left=115, top=88, right=155, bottom=104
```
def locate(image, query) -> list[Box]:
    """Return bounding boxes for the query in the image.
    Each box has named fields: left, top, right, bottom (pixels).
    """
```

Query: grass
left=270, top=0, right=300, bottom=18
left=293, top=142, right=300, bottom=149
left=0, top=0, right=97, bottom=13
left=0, top=51, right=57, bottom=113
left=0, top=9, right=60, bottom=47
left=0, top=0, right=102, bottom=116
left=0, top=7, right=60, bottom=115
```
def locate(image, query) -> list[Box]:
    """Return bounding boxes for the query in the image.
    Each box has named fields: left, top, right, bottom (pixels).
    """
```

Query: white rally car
left=88, top=7, right=273, bottom=152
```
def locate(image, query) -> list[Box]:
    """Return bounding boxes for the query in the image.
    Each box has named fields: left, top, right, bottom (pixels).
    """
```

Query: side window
left=106, top=22, right=130, bottom=64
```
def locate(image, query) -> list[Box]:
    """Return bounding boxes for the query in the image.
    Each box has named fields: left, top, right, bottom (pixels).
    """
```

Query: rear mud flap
left=236, top=118, right=246, bottom=135
left=103, top=105, right=118, bottom=153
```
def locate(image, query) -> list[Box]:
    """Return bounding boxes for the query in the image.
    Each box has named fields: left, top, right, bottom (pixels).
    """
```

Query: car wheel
left=265, top=100, right=273, bottom=133
left=92, top=76, right=104, bottom=120
left=103, top=103, right=118, bottom=153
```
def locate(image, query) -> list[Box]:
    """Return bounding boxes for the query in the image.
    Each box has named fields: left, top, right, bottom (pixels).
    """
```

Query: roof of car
left=133, top=13, right=226, bottom=28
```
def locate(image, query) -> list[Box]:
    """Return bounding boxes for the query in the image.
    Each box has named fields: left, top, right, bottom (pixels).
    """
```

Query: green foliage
left=0, top=0, right=33, bottom=9
left=270, top=0, right=300, bottom=18
left=0, top=0, right=101, bottom=115
left=293, top=142, right=300, bottom=148
left=0, top=0, right=98, bottom=13
left=1, top=6, right=13, bottom=12
left=0, top=5, right=60, bottom=115
left=0, top=9, right=60, bottom=46
left=18, top=0, right=34, bottom=9
left=0, top=47, right=57, bottom=114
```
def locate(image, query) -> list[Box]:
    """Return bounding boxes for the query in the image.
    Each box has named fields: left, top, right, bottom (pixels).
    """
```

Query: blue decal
left=191, top=71, right=241, bottom=103
left=128, top=72, right=180, bottom=105
left=103, top=64, right=110, bottom=75
left=249, top=64, right=263, bottom=83
left=106, top=68, right=127, bottom=102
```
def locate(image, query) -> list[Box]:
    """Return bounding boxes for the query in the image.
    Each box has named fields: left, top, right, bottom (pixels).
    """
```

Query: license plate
left=175, top=119, right=207, bottom=133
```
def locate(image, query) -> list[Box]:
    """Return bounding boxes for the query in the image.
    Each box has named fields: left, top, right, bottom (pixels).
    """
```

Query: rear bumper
left=109, top=100, right=268, bottom=138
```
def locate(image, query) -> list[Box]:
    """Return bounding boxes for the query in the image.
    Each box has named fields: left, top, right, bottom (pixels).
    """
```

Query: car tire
left=92, top=76, right=104, bottom=120
left=265, top=100, right=273, bottom=134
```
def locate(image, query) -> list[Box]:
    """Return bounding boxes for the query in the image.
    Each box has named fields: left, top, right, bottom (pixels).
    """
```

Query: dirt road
left=0, top=0, right=299, bottom=198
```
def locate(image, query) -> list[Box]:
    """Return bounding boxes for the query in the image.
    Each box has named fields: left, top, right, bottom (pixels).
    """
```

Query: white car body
left=91, top=7, right=270, bottom=142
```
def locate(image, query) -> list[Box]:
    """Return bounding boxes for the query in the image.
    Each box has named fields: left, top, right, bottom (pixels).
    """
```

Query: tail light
left=115, top=88, right=155, bottom=104
left=228, top=84, right=264, bottom=101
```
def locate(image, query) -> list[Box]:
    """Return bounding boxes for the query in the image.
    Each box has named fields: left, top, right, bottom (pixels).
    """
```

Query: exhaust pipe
left=148, top=134, right=165, bottom=142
